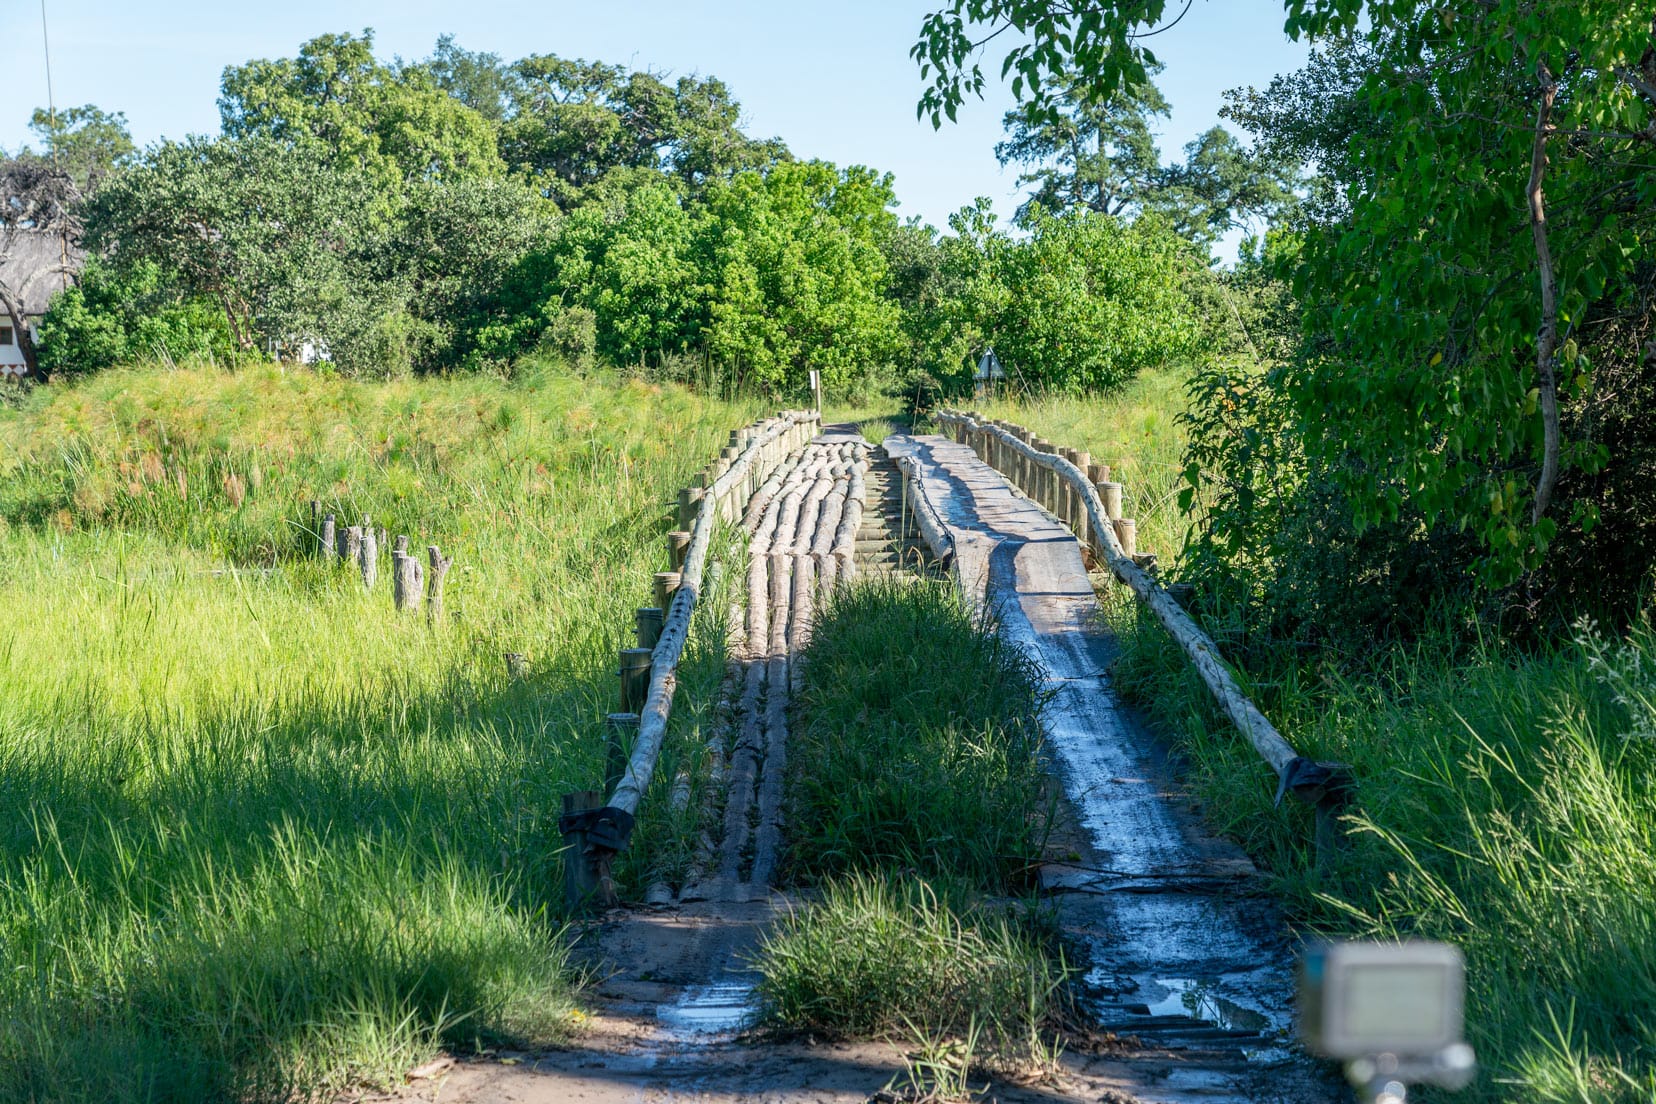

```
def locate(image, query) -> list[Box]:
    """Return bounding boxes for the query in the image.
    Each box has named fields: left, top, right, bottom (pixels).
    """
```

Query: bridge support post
left=560, top=790, right=615, bottom=912
left=619, top=647, right=654, bottom=713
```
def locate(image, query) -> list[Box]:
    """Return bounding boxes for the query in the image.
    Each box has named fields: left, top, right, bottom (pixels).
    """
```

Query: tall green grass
left=973, top=370, right=1192, bottom=565
left=0, top=361, right=760, bottom=1100
left=784, top=577, right=1049, bottom=892
left=1114, top=614, right=1656, bottom=1100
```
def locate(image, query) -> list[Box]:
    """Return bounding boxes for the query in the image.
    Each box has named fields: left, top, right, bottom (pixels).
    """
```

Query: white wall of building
left=0, top=319, right=32, bottom=377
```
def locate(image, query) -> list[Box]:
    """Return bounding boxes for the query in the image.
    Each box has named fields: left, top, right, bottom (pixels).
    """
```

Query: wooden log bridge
left=560, top=409, right=823, bottom=909
left=931, top=409, right=1354, bottom=862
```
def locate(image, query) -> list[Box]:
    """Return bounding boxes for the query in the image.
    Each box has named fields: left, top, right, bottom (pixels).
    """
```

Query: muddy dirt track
left=374, top=429, right=1343, bottom=1104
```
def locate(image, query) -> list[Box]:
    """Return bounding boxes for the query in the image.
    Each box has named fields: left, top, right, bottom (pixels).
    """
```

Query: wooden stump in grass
left=666, top=530, right=691, bottom=572
left=677, top=486, right=704, bottom=530
left=393, top=551, right=424, bottom=612
left=319, top=513, right=336, bottom=559
left=360, top=526, right=378, bottom=590
left=635, top=607, right=665, bottom=649
left=426, top=545, right=454, bottom=623
left=344, top=526, right=363, bottom=565
left=560, top=791, right=614, bottom=911
left=653, top=571, right=682, bottom=613
left=393, top=534, right=409, bottom=556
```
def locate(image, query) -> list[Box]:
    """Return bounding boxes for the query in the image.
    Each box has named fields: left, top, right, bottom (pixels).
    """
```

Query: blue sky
left=6, top=1, right=1308, bottom=248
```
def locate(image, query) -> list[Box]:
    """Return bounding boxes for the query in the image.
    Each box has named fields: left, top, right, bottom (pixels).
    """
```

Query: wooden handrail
left=933, top=409, right=1351, bottom=833
left=559, top=408, right=820, bottom=904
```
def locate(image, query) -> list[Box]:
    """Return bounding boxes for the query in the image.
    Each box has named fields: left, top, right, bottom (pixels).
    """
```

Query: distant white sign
left=975, top=348, right=1005, bottom=381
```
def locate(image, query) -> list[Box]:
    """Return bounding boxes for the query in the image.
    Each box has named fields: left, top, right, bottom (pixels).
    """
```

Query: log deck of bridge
left=886, top=431, right=1311, bottom=1094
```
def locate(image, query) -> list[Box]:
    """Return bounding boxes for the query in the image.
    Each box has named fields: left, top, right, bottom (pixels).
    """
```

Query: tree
left=84, top=136, right=377, bottom=360
left=220, top=30, right=504, bottom=191
left=996, top=66, right=1301, bottom=251
left=372, top=175, right=556, bottom=370
left=37, top=258, right=235, bottom=376
left=0, top=156, right=80, bottom=379
left=27, top=104, right=134, bottom=192
left=418, top=35, right=511, bottom=121
left=914, top=0, right=1656, bottom=586
left=969, top=205, right=1202, bottom=392
left=1150, top=126, right=1301, bottom=250
left=499, top=55, right=787, bottom=207
left=696, top=161, right=903, bottom=394
left=996, top=73, right=1168, bottom=222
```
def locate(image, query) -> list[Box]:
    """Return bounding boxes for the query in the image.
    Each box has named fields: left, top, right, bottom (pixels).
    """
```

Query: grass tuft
left=754, top=873, right=1064, bottom=1048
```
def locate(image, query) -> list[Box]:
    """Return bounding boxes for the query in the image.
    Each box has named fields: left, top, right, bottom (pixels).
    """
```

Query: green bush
left=37, top=258, right=237, bottom=376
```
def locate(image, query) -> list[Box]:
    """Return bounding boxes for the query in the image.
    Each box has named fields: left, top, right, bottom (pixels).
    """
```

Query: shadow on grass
left=0, top=647, right=724, bottom=1103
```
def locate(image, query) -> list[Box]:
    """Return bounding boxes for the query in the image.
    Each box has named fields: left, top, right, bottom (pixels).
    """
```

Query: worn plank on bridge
left=884, top=433, right=1306, bottom=1079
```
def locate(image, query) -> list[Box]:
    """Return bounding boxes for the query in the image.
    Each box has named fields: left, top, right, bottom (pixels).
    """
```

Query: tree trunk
left=1528, top=64, right=1562, bottom=526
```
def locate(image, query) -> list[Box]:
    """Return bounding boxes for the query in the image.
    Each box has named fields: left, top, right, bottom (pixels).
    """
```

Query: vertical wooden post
left=393, top=551, right=423, bottom=612
left=360, top=525, right=378, bottom=589
left=1088, top=462, right=1112, bottom=485
left=1032, top=439, right=1053, bottom=511
left=319, top=514, right=337, bottom=560
left=654, top=570, right=682, bottom=613
left=677, top=486, right=704, bottom=529
left=393, top=534, right=409, bottom=556
left=635, top=606, right=665, bottom=649
left=343, top=525, right=363, bottom=565
left=561, top=790, right=608, bottom=912
left=666, top=530, right=692, bottom=572
left=619, top=647, right=653, bottom=713
left=1070, top=451, right=1092, bottom=542
left=1099, top=482, right=1124, bottom=521
left=426, top=545, right=454, bottom=623
left=1114, top=518, right=1137, bottom=557
left=1056, top=449, right=1076, bottom=529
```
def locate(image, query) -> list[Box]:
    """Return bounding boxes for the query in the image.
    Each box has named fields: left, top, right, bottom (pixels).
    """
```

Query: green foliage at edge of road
left=0, top=361, right=760, bottom=1101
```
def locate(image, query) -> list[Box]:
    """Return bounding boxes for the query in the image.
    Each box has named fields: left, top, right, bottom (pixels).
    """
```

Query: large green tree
left=499, top=56, right=786, bottom=207
left=27, top=104, right=134, bottom=192
left=220, top=30, right=504, bottom=189
left=970, top=204, right=1202, bottom=391
left=996, top=73, right=1168, bottom=221
left=84, top=136, right=377, bottom=360
left=696, top=161, right=903, bottom=394
left=916, top=1, right=1656, bottom=584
